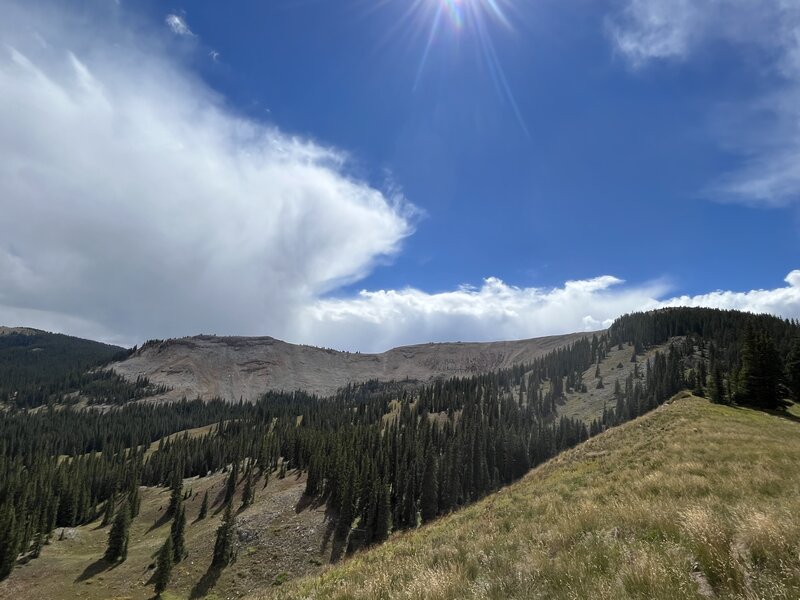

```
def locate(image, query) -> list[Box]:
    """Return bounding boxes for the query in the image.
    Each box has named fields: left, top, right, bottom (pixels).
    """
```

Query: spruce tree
left=129, top=484, right=141, bottom=519
left=420, top=451, right=438, bottom=523
left=224, top=462, right=238, bottom=505
left=739, top=330, right=782, bottom=409
left=373, top=478, right=391, bottom=543
left=153, top=535, right=173, bottom=597
left=198, top=491, right=209, bottom=520
left=212, top=500, right=235, bottom=568
left=0, top=509, right=19, bottom=579
left=335, top=478, right=354, bottom=541
left=167, top=470, right=182, bottom=519
left=104, top=504, right=130, bottom=562
left=785, top=337, right=800, bottom=401
left=101, top=493, right=115, bottom=527
left=241, top=466, right=254, bottom=509
left=170, top=505, right=186, bottom=562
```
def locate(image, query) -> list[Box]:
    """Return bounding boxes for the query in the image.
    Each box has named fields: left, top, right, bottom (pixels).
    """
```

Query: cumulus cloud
left=0, top=1, right=413, bottom=345
left=1, top=1, right=797, bottom=354
left=292, top=272, right=800, bottom=352
left=659, top=271, right=800, bottom=316
left=607, top=0, right=800, bottom=206
left=165, top=14, right=194, bottom=37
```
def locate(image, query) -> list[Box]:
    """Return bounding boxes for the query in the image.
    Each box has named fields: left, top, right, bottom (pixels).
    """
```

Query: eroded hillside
left=111, top=332, right=589, bottom=401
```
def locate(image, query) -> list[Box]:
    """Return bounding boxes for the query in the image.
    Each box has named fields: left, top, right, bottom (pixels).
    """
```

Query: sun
left=408, top=0, right=527, bottom=134
left=437, top=0, right=511, bottom=31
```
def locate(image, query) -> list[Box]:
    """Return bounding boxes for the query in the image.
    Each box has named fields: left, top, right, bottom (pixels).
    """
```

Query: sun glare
left=411, top=0, right=527, bottom=134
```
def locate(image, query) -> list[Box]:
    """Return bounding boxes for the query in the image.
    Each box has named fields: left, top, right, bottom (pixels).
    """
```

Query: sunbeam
left=410, top=0, right=529, bottom=135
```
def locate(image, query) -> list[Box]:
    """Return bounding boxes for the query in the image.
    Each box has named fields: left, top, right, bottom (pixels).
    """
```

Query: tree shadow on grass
left=146, top=508, right=172, bottom=534
left=734, top=399, right=800, bottom=424
left=294, top=492, right=324, bottom=514
left=190, top=565, right=222, bottom=599
left=74, top=557, right=111, bottom=583
left=766, top=405, right=800, bottom=424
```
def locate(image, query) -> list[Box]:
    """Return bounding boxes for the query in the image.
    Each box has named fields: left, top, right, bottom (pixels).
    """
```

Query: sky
left=0, top=0, right=799, bottom=351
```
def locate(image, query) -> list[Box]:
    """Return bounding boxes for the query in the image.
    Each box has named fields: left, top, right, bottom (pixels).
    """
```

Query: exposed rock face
left=111, top=332, right=591, bottom=401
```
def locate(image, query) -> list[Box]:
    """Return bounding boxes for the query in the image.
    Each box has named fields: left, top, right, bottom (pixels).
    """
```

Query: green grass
left=263, top=394, right=800, bottom=600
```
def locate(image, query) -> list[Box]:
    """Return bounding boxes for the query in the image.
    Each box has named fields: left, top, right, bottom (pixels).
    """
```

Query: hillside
left=0, top=466, right=331, bottom=600
left=263, top=394, right=800, bottom=600
left=1, top=308, right=798, bottom=599
left=0, top=326, right=125, bottom=408
left=110, top=332, right=588, bottom=401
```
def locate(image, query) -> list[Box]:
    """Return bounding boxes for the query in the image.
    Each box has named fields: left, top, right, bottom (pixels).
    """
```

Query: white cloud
left=608, top=0, right=800, bottom=206
left=0, top=1, right=413, bottom=346
left=658, top=270, right=800, bottom=316
left=165, top=14, right=194, bottom=37
left=292, top=272, right=800, bottom=352
left=1, top=1, right=797, bottom=354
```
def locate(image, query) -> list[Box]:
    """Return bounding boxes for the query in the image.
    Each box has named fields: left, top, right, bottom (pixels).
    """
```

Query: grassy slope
left=264, top=394, right=800, bottom=600
left=557, top=341, right=669, bottom=424
left=0, top=469, right=332, bottom=600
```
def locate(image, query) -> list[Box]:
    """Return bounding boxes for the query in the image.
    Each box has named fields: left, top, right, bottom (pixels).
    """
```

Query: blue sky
left=171, top=0, right=798, bottom=293
left=0, top=0, right=799, bottom=349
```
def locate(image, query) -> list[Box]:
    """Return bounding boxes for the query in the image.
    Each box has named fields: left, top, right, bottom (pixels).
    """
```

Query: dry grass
left=261, top=394, right=800, bottom=600
left=0, top=468, right=332, bottom=600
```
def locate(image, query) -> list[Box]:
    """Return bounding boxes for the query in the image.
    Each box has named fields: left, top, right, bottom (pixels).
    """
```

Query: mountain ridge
left=110, top=331, right=592, bottom=401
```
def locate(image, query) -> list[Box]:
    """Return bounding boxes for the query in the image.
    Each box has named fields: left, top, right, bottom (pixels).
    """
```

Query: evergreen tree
left=104, top=504, right=130, bottom=562
left=420, top=451, right=438, bottom=523
left=101, top=492, right=115, bottom=527
left=166, top=470, right=182, bottom=519
left=373, top=478, right=391, bottom=543
left=224, top=462, right=238, bottom=505
left=739, top=330, right=782, bottom=409
left=170, top=506, right=186, bottom=562
left=241, top=465, right=254, bottom=509
left=0, top=509, right=19, bottom=579
left=785, top=337, right=800, bottom=401
left=198, top=491, right=209, bottom=520
left=212, top=500, right=235, bottom=568
left=129, top=484, right=141, bottom=519
left=335, top=478, right=354, bottom=541
left=153, top=535, right=173, bottom=597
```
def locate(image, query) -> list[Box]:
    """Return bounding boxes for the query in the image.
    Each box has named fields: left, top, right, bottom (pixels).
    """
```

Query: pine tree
left=785, top=337, right=800, bottom=401
left=153, top=535, right=173, bottom=597
left=104, top=504, right=130, bottom=562
left=224, top=462, right=238, bottom=505
left=0, top=508, right=19, bottom=579
left=241, top=465, right=254, bottom=509
left=373, top=478, right=391, bottom=543
left=420, top=451, right=438, bottom=523
left=198, top=491, right=209, bottom=520
left=167, top=470, right=182, bottom=519
left=211, top=500, right=235, bottom=568
left=129, top=484, right=141, bottom=519
left=101, top=493, right=115, bottom=527
left=335, top=477, right=354, bottom=541
left=170, top=505, right=186, bottom=562
left=739, top=330, right=782, bottom=409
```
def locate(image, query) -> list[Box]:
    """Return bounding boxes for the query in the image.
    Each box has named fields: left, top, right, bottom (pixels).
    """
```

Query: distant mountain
left=0, top=327, right=125, bottom=407
left=110, top=332, right=590, bottom=401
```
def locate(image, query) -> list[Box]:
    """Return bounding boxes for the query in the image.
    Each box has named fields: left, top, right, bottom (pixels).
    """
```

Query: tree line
left=0, top=307, right=798, bottom=591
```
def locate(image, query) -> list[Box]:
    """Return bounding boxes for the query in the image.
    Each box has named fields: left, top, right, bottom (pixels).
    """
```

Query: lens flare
left=442, top=0, right=464, bottom=29
left=409, top=0, right=528, bottom=135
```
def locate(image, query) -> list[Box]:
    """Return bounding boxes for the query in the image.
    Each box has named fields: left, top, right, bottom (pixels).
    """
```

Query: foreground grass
left=264, top=394, right=800, bottom=600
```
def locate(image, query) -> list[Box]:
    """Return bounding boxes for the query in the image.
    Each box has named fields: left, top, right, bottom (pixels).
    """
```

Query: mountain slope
left=111, top=332, right=588, bottom=401
left=263, top=394, right=800, bottom=600
left=0, top=327, right=124, bottom=407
